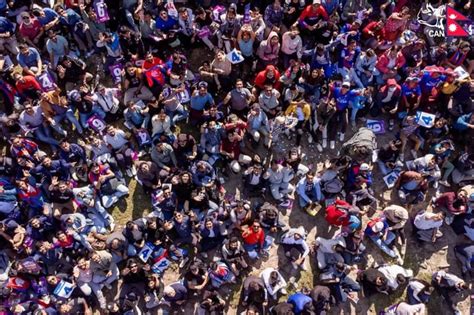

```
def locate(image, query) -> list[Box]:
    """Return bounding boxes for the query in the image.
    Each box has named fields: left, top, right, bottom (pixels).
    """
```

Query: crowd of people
left=0, top=0, right=474, bottom=314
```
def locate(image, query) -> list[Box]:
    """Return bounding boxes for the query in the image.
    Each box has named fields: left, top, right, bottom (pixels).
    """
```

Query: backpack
left=341, top=128, right=377, bottom=162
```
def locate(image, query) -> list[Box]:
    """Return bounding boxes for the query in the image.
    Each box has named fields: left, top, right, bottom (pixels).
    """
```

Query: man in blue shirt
left=32, top=6, right=60, bottom=30
left=16, top=44, right=43, bottom=76
left=156, top=9, right=178, bottom=33
left=287, top=291, right=314, bottom=314
left=190, top=82, right=215, bottom=122
left=0, top=16, right=18, bottom=55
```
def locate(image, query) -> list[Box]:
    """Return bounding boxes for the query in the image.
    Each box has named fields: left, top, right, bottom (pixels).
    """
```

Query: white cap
left=359, top=163, right=370, bottom=171
left=313, top=0, right=321, bottom=4
left=372, top=221, right=384, bottom=233
left=342, top=81, right=351, bottom=88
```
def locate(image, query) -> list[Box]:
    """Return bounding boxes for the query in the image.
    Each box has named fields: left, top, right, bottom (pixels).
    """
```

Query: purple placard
left=37, top=72, right=55, bottom=92
left=366, top=119, right=386, bottom=134
left=94, top=1, right=110, bottom=23
left=197, top=26, right=211, bottom=38
left=109, top=63, right=123, bottom=84
left=243, top=4, right=251, bottom=24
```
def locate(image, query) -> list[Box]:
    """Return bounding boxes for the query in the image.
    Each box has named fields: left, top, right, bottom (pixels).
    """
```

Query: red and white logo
left=446, top=6, right=471, bottom=37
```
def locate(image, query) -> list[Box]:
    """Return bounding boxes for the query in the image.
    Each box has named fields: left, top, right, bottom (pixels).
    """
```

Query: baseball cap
left=342, top=81, right=351, bottom=88
left=372, top=221, right=385, bottom=233
left=313, top=0, right=321, bottom=4
left=359, top=163, right=370, bottom=171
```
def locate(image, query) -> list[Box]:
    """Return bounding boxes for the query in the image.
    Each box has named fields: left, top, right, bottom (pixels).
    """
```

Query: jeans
left=369, top=231, right=397, bottom=258
left=33, top=123, right=59, bottom=147
left=243, top=236, right=272, bottom=259
left=101, top=184, right=129, bottom=208
left=53, top=109, right=83, bottom=134
left=335, top=276, right=361, bottom=302
left=298, top=193, right=318, bottom=208
left=165, top=108, right=189, bottom=125
left=79, top=105, right=106, bottom=128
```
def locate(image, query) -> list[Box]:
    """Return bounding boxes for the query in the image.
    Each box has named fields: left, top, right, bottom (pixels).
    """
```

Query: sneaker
left=339, top=133, right=345, bottom=142
left=108, top=222, right=116, bottom=232
left=316, top=143, right=323, bottom=152
left=280, top=288, right=288, bottom=295
left=131, top=165, right=137, bottom=176
left=439, top=180, right=451, bottom=187
left=330, top=141, right=335, bottom=149
left=322, top=139, right=327, bottom=148
left=410, top=149, right=418, bottom=159
left=433, top=181, right=439, bottom=189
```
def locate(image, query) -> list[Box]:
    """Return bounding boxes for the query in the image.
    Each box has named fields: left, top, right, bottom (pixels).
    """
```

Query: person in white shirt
left=263, top=159, right=294, bottom=207
left=407, top=279, right=433, bottom=305
left=377, top=264, right=413, bottom=291
left=390, top=302, right=426, bottom=315
left=281, top=25, right=303, bottom=69
left=315, top=235, right=346, bottom=270
left=432, top=270, right=469, bottom=314
left=93, top=84, right=121, bottom=117
left=413, top=211, right=444, bottom=243
left=103, top=126, right=137, bottom=177
left=151, top=110, right=173, bottom=142
left=260, top=267, right=287, bottom=299
left=280, top=227, right=310, bottom=270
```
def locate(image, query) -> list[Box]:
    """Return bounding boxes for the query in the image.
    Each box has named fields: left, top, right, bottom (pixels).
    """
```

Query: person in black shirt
left=57, top=56, right=92, bottom=91
left=48, top=178, right=76, bottom=217
left=184, top=262, right=209, bottom=294
left=376, top=139, right=403, bottom=175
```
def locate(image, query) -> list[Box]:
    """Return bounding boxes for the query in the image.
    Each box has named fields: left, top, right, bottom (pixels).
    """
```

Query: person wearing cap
left=18, top=12, right=44, bottom=51
left=298, top=0, right=329, bottom=39
left=365, top=216, right=403, bottom=264
left=383, top=205, right=409, bottom=245
left=326, top=80, right=363, bottom=147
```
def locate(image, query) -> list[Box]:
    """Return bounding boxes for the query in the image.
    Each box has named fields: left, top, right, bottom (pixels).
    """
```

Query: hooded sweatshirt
left=257, top=31, right=280, bottom=62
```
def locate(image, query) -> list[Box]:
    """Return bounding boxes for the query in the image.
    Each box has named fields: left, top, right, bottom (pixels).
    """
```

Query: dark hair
left=396, top=274, right=407, bottom=285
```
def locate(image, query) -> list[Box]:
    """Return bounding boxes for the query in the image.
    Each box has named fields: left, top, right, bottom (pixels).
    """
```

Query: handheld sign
left=366, top=119, right=386, bottom=134
left=166, top=0, right=178, bottom=18
left=94, top=1, right=110, bottom=23
left=415, top=111, right=436, bottom=128
left=136, top=128, right=152, bottom=147
left=54, top=280, right=75, bottom=298
left=227, top=49, right=244, bottom=64
left=37, top=72, right=55, bottom=92
left=383, top=172, right=399, bottom=189
left=87, top=114, right=107, bottom=133
left=243, top=4, right=251, bottom=24
left=109, top=63, right=123, bottom=84
left=138, top=242, right=154, bottom=263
